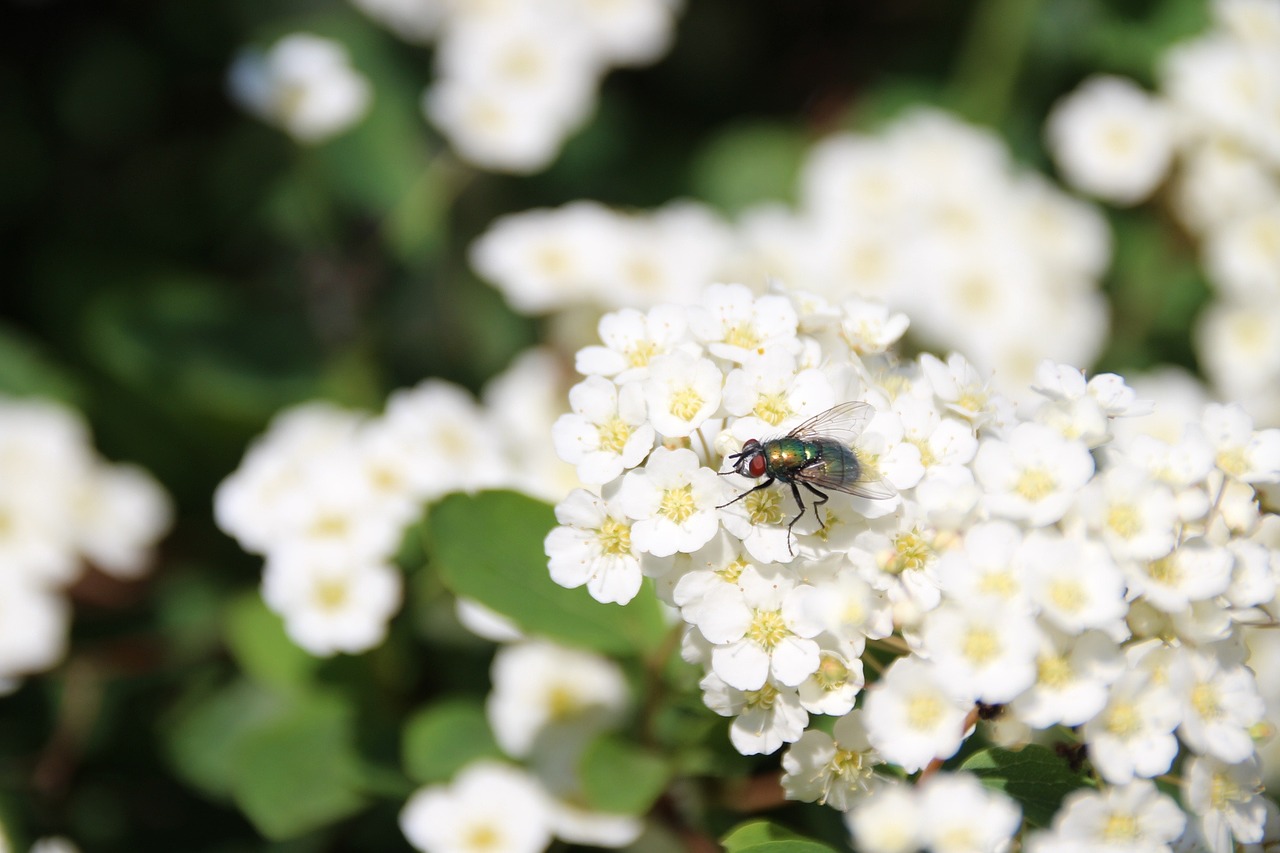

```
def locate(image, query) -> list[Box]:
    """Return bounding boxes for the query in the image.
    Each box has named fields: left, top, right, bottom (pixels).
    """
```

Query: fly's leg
left=802, top=482, right=830, bottom=531
left=786, top=480, right=808, bottom=556
left=717, top=478, right=775, bottom=510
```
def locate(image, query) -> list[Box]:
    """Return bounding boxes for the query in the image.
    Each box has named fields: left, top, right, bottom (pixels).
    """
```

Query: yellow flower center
left=814, top=655, right=851, bottom=691
left=1210, top=769, right=1245, bottom=809
left=1015, top=467, right=1055, bottom=502
left=1037, top=654, right=1073, bottom=689
left=597, top=517, right=632, bottom=556
left=753, top=392, right=793, bottom=426
left=463, top=824, right=502, bottom=852
left=1146, top=554, right=1180, bottom=586
left=1191, top=682, right=1222, bottom=721
left=747, top=609, right=789, bottom=651
left=1048, top=579, right=1085, bottom=613
left=547, top=683, right=584, bottom=720
left=723, top=323, right=761, bottom=351
left=886, top=528, right=933, bottom=575
left=596, top=416, right=632, bottom=454
left=716, top=556, right=750, bottom=583
left=658, top=484, right=697, bottom=524
left=962, top=627, right=1001, bottom=665
left=310, top=513, right=349, bottom=539
left=669, top=386, right=705, bottom=422
left=626, top=339, right=659, bottom=369
left=906, top=694, right=943, bottom=731
left=745, top=683, right=779, bottom=710
left=1106, top=504, right=1141, bottom=538
left=1102, top=813, right=1139, bottom=843
left=1217, top=447, right=1249, bottom=478
left=1104, top=701, right=1141, bottom=738
left=313, top=578, right=349, bottom=611
left=746, top=489, right=785, bottom=526
left=978, top=571, right=1017, bottom=599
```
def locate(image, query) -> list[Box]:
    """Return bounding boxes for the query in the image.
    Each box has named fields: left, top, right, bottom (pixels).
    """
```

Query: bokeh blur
left=3, top=0, right=1275, bottom=849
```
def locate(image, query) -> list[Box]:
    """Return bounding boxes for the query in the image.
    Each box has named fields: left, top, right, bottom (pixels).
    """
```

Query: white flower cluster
left=227, top=33, right=372, bottom=143
left=350, top=0, right=681, bottom=173
left=473, top=108, right=1111, bottom=389
left=215, top=350, right=575, bottom=657
left=1045, top=0, right=1280, bottom=424
left=399, top=636, right=643, bottom=853
left=0, top=396, right=172, bottom=691
left=543, top=281, right=1280, bottom=852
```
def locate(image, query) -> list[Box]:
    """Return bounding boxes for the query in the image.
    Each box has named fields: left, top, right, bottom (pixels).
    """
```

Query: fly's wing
left=786, top=401, right=876, bottom=445
left=793, top=436, right=897, bottom=501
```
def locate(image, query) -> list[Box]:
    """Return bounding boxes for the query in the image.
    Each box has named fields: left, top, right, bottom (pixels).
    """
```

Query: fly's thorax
left=764, top=437, right=820, bottom=475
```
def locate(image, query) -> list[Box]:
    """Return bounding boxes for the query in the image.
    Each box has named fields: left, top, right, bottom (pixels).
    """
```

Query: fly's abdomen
left=811, top=440, right=861, bottom=486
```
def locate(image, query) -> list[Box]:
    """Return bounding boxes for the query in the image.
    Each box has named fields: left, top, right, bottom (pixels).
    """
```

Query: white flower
left=544, top=489, right=644, bottom=605
left=699, top=673, right=808, bottom=755
left=560, top=0, right=678, bottom=65
left=470, top=203, right=621, bottom=314
left=782, top=719, right=883, bottom=812
left=70, top=462, right=172, bottom=579
left=920, top=601, right=1041, bottom=705
left=422, top=79, right=571, bottom=175
left=974, top=422, right=1094, bottom=526
left=0, top=573, right=69, bottom=683
left=839, top=298, right=910, bottom=355
left=616, top=447, right=723, bottom=556
left=349, top=0, right=445, bottom=44
left=917, top=772, right=1022, bottom=853
left=1019, top=531, right=1128, bottom=636
left=863, top=657, right=973, bottom=773
left=574, top=304, right=690, bottom=381
left=1081, top=670, right=1181, bottom=784
left=642, top=352, right=723, bottom=438
left=1045, top=75, right=1174, bottom=205
left=919, top=352, right=996, bottom=425
left=934, top=520, right=1026, bottom=610
left=1027, top=780, right=1186, bottom=853
left=687, top=282, right=799, bottom=363
left=485, top=641, right=628, bottom=759
left=1173, top=650, right=1264, bottom=763
left=1184, top=754, right=1267, bottom=852
left=1125, top=538, right=1234, bottom=614
left=228, top=34, right=371, bottom=143
left=1201, top=403, right=1280, bottom=483
left=261, top=547, right=402, bottom=657
left=400, top=761, right=553, bottom=853
left=845, top=781, right=922, bottom=853
left=1075, top=465, right=1179, bottom=562
left=720, top=352, right=835, bottom=430
left=1011, top=629, right=1124, bottom=729
left=552, top=376, right=654, bottom=484
left=1204, top=205, right=1280, bottom=300
left=698, top=567, right=822, bottom=690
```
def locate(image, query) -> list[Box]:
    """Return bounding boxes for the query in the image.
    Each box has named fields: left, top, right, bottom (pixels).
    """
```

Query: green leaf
left=960, top=743, right=1093, bottom=828
left=429, top=491, right=668, bottom=655
left=162, top=679, right=290, bottom=798
left=402, top=698, right=501, bottom=784
left=224, top=592, right=319, bottom=691
left=0, top=322, right=85, bottom=405
left=691, top=121, right=807, bottom=214
left=228, top=693, right=368, bottom=839
left=578, top=736, right=670, bottom=816
left=722, top=820, right=839, bottom=853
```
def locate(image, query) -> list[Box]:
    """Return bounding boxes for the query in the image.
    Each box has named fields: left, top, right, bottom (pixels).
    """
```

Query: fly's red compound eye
left=748, top=454, right=767, bottom=478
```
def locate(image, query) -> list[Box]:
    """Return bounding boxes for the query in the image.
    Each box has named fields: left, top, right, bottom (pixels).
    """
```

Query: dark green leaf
left=960, top=743, right=1093, bottom=828
left=0, top=322, right=84, bottom=405
left=691, top=121, right=807, bottom=214
left=228, top=693, right=368, bottom=839
left=429, top=491, right=668, bottom=655
left=224, top=592, right=319, bottom=691
left=722, top=820, right=839, bottom=853
left=578, top=736, right=670, bottom=816
left=402, top=698, right=501, bottom=784
left=162, top=679, right=290, bottom=798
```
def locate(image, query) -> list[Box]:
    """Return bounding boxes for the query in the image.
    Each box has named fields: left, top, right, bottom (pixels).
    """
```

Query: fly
left=717, top=401, right=894, bottom=554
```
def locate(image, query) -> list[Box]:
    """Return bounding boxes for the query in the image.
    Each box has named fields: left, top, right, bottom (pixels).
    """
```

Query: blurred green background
left=0, top=0, right=1213, bottom=848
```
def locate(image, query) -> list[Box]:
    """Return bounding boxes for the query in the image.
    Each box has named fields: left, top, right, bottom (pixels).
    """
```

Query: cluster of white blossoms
left=0, top=396, right=172, bottom=692
left=543, top=281, right=1280, bottom=852
left=1045, top=0, right=1280, bottom=425
left=227, top=33, right=372, bottom=143
left=350, top=0, right=681, bottom=173
left=473, top=108, right=1111, bottom=390
left=215, top=350, right=576, bottom=657
left=399, top=636, right=644, bottom=853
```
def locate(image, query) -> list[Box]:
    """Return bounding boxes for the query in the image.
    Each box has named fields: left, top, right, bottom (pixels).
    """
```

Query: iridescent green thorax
left=764, top=437, right=859, bottom=484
